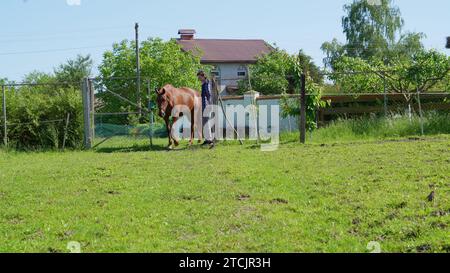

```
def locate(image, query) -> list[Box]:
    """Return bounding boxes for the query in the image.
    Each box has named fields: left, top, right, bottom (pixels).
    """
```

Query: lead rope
left=215, top=85, right=244, bottom=145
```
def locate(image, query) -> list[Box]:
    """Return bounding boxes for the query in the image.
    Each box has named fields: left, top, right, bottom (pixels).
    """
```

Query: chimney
left=178, top=29, right=196, bottom=40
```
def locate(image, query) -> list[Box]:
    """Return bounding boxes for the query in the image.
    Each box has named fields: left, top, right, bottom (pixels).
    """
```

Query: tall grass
left=281, top=111, right=450, bottom=143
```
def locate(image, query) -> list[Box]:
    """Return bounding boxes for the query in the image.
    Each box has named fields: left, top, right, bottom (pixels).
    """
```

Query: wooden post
left=416, top=76, right=425, bottom=136
left=300, top=73, right=306, bottom=144
left=417, top=91, right=424, bottom=136
left=135, top=23, right=142, bottom=117
left=82, top=78, right=92, bottom=149
left=89, top=79, right=95, bottom=141
left=211, top=76, right=219, bottom=105
left=246, top=65, right=252, bottom=91
left=2, top=85, right=7, bottom=147
left=383, top=72, right=388, bottom=117
left=147, top=80, right=153, bottom=148
left=62, top=113, right=71, bottom=150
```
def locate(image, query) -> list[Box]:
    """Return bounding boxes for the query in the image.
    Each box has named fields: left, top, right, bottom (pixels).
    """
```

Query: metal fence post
left=2, top=85, right=7, bottom=147
left=62, top=113, right=71, bottom=150
left=300, top=73, right=306, bottom=144
left=82, top=78, right=92, bottom=149
left=383, top=72, right=388, bottom=117
left=135, top=23, right=142, bottom=118
left=147, top=80, right=153, bottom=148
left=89, top=79, right=95, bottom=142
left=416, top=77, right=425, bottom=136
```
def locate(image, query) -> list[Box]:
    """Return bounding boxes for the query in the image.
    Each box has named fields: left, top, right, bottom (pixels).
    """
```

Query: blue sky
left=1, top=0, right=449, bottom=81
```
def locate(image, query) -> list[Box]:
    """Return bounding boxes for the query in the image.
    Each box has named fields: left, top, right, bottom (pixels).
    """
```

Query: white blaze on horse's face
left=158, top=95, right=169, bottom=118
left=156, top=88, right=170, bottom=118
left=159, top=96, right=169, bottom=118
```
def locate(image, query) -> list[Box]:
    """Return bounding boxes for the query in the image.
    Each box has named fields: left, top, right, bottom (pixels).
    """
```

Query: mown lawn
left=0, top=136, right=449, bottom=253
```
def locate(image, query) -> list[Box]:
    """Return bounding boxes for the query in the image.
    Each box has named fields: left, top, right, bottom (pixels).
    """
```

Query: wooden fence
left=221, top=92, right=450, bottom=125
left=317, top=93, right=450, bottom=123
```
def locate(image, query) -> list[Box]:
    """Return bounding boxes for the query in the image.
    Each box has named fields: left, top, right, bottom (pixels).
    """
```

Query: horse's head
left=155, top=84, right=174, bottom=118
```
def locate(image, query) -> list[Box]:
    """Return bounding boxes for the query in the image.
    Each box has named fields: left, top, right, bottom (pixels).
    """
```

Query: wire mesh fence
left=87, top=70, right=449, bottom=150
left=322, top=70, right=449, bottom=138
left=89, top=77, right=163, bottom=150
left=211, top=70, right=449, bottom=141
left=280, top=93, right=450, bottom=143
left=1, top=69, right=449, bottom=151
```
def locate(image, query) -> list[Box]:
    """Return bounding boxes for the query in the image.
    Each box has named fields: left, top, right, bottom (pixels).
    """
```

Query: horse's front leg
left=171, top=117, right=180, bottom=147
left=165, top=117, right=173, bottom=149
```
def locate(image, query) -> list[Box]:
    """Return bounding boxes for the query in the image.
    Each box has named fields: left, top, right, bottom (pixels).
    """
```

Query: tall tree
left=97, top=38, right=205, bottom=119
left=54, top=54, right=93, bottom=85
left=329, top=51, right=450, bottom=97
left=321, top=0, right=450, bottom=113
left=23, top=71, right=56, bottom=84
left=342, top=0, right=403, bottom=59
left=322, top=0, right=424, bottom=69
left=240, top=47, right=323, bottom=95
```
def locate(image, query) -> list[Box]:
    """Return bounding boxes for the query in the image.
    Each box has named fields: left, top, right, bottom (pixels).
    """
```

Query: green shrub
left=1, top=86, right=83, bottom=149
left=238, top=48, right=323, bottom=95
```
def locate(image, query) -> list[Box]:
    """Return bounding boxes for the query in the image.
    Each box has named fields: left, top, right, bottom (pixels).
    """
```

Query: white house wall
left=175, top=97, right=299, bottom=140
left=213, top=63, right=247, bottom=94
left=221, top=98, right=298, bottom=133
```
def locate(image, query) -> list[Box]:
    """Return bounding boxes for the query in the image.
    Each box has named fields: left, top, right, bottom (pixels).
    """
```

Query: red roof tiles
left=176, top=39, right=273, bottom=64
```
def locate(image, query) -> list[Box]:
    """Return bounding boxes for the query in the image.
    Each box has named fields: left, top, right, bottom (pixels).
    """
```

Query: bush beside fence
left=1, top=85, right=83, bottom=149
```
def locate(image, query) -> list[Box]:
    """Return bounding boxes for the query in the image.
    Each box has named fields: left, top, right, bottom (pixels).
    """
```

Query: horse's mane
left=164, top=84, right=199, bottom=97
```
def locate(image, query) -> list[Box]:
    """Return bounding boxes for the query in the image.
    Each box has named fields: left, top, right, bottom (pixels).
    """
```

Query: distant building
left=447, top=37, right=450, bottom=48
left=176, top=29, right=273, bottom=95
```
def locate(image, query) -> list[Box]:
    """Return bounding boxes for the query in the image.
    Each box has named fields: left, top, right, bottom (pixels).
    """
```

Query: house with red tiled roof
left=176, top=29, right=273, bottom=95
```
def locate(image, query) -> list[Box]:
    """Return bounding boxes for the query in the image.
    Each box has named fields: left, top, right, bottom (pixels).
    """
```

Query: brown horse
left=156, top=84, right=202, bottom=149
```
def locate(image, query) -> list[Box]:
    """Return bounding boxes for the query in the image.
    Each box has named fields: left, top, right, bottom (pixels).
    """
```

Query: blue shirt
left=201, top=80, right=211, bottom=111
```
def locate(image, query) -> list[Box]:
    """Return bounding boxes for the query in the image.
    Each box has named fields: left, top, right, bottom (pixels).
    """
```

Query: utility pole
left=300, top=73, right=306, bottom=144
left=82, top=78, right=92, bottom=149
left=135, top=23, right=141, bottom=117
left=2, top=85, right=7, bottom=147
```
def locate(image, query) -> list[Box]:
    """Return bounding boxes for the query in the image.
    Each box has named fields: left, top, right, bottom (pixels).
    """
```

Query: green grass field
left=0, top=135, right=449, bottom=253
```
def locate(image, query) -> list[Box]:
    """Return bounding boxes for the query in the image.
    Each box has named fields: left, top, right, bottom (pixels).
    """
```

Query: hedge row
left=1, top=86, right=83, bottom=149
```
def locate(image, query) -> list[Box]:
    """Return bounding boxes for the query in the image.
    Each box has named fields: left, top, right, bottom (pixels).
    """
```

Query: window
left=211, top=65, right=220, bottom=77
left=237, top=65, right=247, bottom=77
